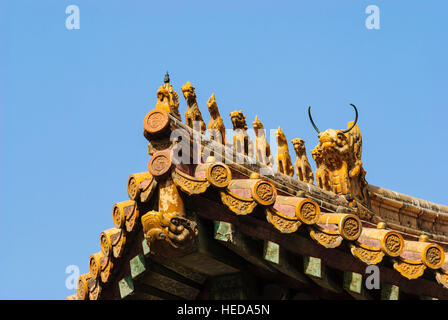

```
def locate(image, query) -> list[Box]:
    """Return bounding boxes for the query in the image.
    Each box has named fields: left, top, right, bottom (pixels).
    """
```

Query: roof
left=66, top=78, right=448, bottom=300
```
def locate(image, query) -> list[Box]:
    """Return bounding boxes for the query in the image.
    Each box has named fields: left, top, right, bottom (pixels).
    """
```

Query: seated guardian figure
left=181, top=81, right=207, bottom=134
left=291, top=138, right=314, bottom=184
left=206, top=93, right=226, bottom=145
left=275, top=127, right=294, bottom=176
left=253, top=116, right=274, bottom=166
left=230, top=110, right=253, bottom=158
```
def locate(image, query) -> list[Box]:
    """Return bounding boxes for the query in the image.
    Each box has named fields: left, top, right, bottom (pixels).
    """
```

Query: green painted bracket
left=343, top=271, right=363, bottom=294
left=118, top=275, right=134, bottom=299
left=304, top=256, right=322, bottom=278
left=142, top=238, right=151, bottom=256
left=214, top=221, right=233, bottom=242
left=381, top=283, right=399, bottom=300
left=130, top=254, right=146, bottom=279
left=263, top=241, right=280, bottom=264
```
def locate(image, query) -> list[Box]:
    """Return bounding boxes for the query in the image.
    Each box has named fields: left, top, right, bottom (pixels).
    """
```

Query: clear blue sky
left=0, top=0, right=447, bottom=299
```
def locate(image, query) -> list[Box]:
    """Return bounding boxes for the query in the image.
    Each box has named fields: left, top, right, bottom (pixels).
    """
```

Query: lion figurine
left=275, top=127, right=294, bottom=176
left=291, top=138, right=314, bottom=184
left=311, top=147, right=331, bottom=191
left=181, top=81, right=206, bottom=134
left=230, top=110, right=253, bottom=157
left=253, top=116, right=273, bottom=166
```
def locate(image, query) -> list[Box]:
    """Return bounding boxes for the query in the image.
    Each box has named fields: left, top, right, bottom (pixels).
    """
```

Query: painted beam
left=139, top=271, right=200, bottom=300
left=208, top=272, right=259, bottom=300
left=132, top=253, right=205, bottom=300
left=150, top=254, right=207, bottom=285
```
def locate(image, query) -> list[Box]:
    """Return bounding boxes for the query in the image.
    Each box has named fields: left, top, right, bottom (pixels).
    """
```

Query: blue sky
left=0, top=0, right=447, bottom=299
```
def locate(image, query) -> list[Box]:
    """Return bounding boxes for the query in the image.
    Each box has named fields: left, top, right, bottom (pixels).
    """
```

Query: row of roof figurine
left=154, top=72, right=314, bottom=184
left=153, top=72, right=369, bottom=205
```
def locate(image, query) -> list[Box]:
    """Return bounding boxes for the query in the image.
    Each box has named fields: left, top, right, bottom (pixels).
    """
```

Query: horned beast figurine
left=291, top=138, right=314, bottom=184
left=253, top=116, right=274, bottom=166
left=181, top=81, right=207, bottom=134
left=308, top=104, right=368, bottom=203
left=206, top=93, right=226, bottom=145
left=275, top=127, right=294, bottom=176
